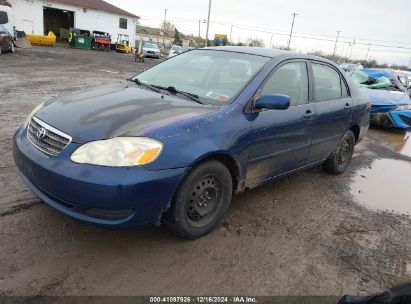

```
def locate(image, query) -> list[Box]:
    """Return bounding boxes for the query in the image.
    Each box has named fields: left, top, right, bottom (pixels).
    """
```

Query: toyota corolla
left=13, top=47, right=370, bottom=239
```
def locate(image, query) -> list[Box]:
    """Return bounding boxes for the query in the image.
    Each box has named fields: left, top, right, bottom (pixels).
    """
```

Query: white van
left=0, top=5, right=13, bottom=36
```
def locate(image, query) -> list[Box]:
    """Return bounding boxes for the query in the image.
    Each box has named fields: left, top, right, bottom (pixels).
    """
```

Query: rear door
left=306, top=61, right=353, bottom=163
left=246, top=60, right=316, bottom=186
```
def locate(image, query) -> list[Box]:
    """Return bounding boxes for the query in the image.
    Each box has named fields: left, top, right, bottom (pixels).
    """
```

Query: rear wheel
left=323, top=130, right=355, bottom=174
left=163, top=160, right=233, bottom=239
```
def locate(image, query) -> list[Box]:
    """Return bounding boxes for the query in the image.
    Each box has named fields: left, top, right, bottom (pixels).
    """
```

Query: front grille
left=27, top=116, right=71, bottom=156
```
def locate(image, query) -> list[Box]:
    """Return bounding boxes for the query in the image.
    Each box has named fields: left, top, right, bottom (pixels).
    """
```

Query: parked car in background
left=168, top=45, right=194, bottom=58
left=340, top=63, right=363, bottom=73
left=0, top=5, right=13, bottom=38
left=351, top=68, right=411, bottom=129
left=14, top=47, right=370, bottom=239
left=394, top=69, right=411, bottom=96
left=142, top=42, right=161, bottom=58
left=167, top=45, right=181, bottom=58
left=0, top=24, right=14, bottom=54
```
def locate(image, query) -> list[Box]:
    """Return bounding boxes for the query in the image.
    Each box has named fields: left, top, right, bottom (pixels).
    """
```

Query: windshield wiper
left=151, top=85, right=204, bottom=104
left=127, top=78, right=162, bottom=93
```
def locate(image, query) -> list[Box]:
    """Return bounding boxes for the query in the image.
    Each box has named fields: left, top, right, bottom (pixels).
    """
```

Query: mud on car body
left=351, top=68, right=411, bottom=129
left=13, top=47, right=370, bottom=239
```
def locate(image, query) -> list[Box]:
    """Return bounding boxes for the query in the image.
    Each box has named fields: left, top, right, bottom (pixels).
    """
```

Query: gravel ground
left=1, top=46, right=410, bottom=296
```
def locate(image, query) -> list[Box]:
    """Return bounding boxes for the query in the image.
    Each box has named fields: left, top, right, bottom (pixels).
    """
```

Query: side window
left=312, top=63, right=343, bottom=101
left=261, top=62, right=309, bottom=106
left=0, top=12, right=8, bottom=24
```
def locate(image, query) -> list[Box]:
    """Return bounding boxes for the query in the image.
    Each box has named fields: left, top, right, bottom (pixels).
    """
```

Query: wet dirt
left=1, top=47, right=411, bottom=296
left=350, top=158, right=411, bottom=215
left=374, top=128, right=411, bottom=158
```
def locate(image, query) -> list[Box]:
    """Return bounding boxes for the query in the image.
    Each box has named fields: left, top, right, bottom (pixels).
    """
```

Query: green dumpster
left=74, top=35, right=92, bottom=50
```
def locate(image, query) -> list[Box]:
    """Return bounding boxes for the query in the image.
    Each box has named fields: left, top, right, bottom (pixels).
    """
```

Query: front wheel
left=163, top=160, right=233, bottom=239
left=323, top=130, right=355, bottom=174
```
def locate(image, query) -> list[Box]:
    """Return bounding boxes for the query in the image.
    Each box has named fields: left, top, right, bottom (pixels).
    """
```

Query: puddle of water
left=350, top=159, right=411, bottom=215
left=378, top=130, right=411, bottom=157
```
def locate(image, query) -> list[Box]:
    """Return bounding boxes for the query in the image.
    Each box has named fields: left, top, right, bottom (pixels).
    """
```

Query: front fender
left=143, top=104, right=252, bottom=184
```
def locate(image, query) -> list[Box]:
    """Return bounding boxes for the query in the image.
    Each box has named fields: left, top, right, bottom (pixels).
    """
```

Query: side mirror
left=254, top=94, right=290, bottom=110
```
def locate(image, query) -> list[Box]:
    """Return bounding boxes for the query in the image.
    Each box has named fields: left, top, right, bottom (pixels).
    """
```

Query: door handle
left=303, top=110, right=315, bottom=118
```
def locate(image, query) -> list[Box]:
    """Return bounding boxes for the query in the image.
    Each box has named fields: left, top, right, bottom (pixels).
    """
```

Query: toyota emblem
left=36, top=127, right=47, bottom=139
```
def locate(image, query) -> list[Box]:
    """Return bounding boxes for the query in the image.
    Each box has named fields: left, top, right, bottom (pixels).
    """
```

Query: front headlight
left=24, top=102, right=45, bottom=127
left=70, top=137, right=163, bottom=167
left=395, top=105, right=411, bottom=111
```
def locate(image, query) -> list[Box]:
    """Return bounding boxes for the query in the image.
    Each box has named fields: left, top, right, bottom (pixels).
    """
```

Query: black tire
left=163, top=160, right=233, bottom=239
left=323, top=130, right=355, bottom=174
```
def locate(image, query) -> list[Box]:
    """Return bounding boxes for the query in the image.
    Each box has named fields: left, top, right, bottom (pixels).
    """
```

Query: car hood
left=359, top=87, right=411, bottom=106
left=35, top=83, right=218, bottom=143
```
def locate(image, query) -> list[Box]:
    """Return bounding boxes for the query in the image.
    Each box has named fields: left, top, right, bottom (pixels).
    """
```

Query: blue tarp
left=360, top=68, right=395, bottom=80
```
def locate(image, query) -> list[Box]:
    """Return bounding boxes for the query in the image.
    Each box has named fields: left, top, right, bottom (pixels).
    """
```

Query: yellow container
left=27, top=31, right=56, bottom=47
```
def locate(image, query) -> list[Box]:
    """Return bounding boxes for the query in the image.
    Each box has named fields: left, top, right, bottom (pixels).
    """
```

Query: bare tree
left=160, top=21, right=175, bottom=35
left=246, top=37, right=265, bottom=48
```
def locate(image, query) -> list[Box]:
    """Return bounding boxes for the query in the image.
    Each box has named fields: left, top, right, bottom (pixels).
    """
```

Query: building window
left=0, top=11, right=8, bottom=25
left=119, top=18, right=127, bottom=29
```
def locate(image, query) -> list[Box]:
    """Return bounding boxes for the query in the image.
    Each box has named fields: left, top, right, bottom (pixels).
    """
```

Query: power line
left=138, top=17, right=411, bottom=52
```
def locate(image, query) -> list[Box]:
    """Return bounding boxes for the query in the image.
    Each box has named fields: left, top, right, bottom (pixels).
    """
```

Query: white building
left=5, top=0, right=139, bottom=47
left=136, top=25, right=172, bottom=49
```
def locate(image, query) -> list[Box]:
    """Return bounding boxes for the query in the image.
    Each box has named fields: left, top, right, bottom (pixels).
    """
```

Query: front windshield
left=144, top=43, right=159, bottom=49
left=132, top=49, right=270, bottom=105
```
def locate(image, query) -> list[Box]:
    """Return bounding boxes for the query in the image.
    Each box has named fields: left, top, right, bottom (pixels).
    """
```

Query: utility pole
left=229, top=25, right=233, bottom=44
left=345, top=42, right=351, bottom=58
left=198, top=20, right=201, bottom=47
left=205, top=0, right=212, bottom=47
left=269, top=33, right=273, bottom=49
left=163, top=9, right=167, bottom=29
left=332, top=30, right=341, bottom=56
left=366, top=44, right=371, bottom=60
left=287, top=13, right=298, bottom=49
left=349, top=38, right=355, bottom=62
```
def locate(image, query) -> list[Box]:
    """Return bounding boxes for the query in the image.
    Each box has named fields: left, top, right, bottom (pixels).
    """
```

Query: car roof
left=204, top=46, right=293, bottom=58
left=202, top=46, right=336, bottom=65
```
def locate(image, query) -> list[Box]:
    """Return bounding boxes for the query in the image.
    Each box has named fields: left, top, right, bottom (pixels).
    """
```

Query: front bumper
left=13, top=127, right=187, bottom=227
left=370, top=110, right=411, bottom=129
left=144, top=52, right=160, bottom=58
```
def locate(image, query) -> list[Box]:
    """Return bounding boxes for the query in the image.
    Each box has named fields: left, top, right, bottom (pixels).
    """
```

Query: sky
left=106, top=0, right=411, bottom=66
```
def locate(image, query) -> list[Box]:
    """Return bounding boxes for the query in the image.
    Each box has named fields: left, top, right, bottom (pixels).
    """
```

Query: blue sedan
left=13, top=47, right=370, bottom=238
